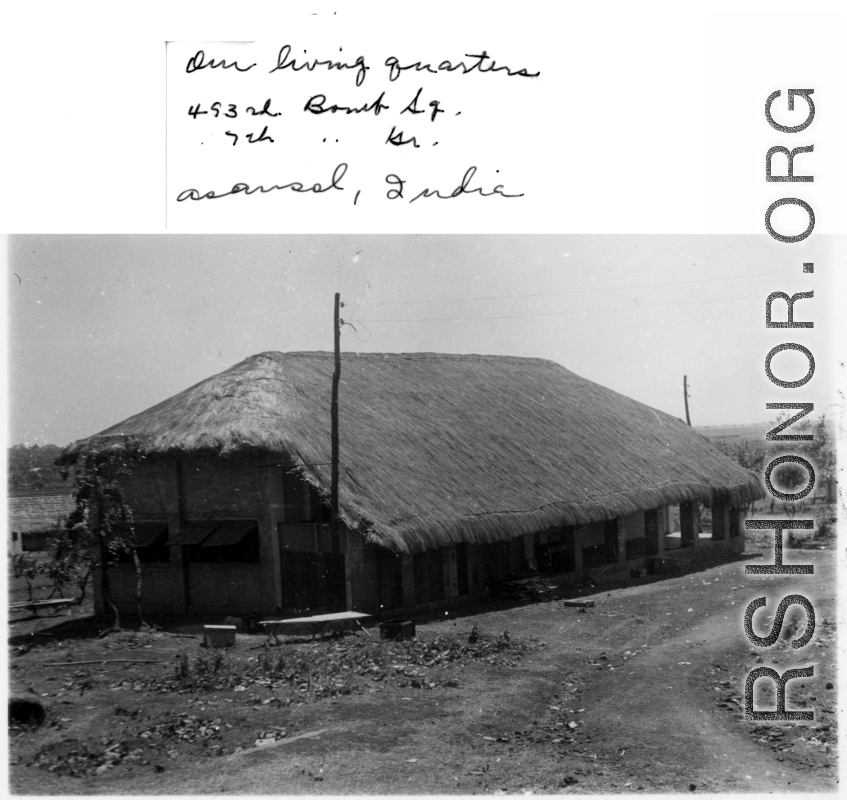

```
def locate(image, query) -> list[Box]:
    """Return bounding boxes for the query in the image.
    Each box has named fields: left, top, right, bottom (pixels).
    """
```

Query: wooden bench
left=10, top=598, right=75, bottom=616
left=258, top=611, right=373, bottom=643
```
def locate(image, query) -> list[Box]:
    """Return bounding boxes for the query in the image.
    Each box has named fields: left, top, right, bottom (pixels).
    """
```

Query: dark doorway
left=377, top=548, right=403, bottom=611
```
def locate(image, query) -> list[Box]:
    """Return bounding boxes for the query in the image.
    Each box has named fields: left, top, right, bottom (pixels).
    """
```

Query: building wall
left=620, top=511, right=646, bottom=541
left=107, top=563, right=185, bottom=615
left=97, top=454, right=277, bottom=617
left=186, top=563, right=264, bottom=612
left=119, top=458, right=181, bottom=519
left=578, top=521, right=606, bottom=547
left=99, top=458, right=749, bottom=620
left=347, top=535, right=380, bottom=613
left=181, top=457, right=266, bottom=518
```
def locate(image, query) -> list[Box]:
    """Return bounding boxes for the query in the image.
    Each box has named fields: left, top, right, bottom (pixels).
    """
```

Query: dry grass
left=66, top=352, right=763, bottom=553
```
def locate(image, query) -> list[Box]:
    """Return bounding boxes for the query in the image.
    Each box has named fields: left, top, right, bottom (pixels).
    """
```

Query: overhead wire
left=357, top=293, right=762, bottom=323
left=360, top=268, right=801, bottom=307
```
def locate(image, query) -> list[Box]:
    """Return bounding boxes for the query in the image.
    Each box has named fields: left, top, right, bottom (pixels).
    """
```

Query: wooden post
left=683, top=375, right=691, bottom=426
left=331, top=293, right=341, bottom=556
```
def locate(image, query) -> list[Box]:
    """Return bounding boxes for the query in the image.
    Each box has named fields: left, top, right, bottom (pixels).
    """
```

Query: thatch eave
left=362, top=475, right=764, bottom=554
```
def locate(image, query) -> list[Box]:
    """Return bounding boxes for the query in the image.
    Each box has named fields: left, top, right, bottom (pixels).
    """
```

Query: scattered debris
left=492, top=576, right=556, bottom=602
left=237, top=728, right=328, bottom=756
left=44, top=660, right=163, bottom=667
left=562, top=599, right=595, bottom=609
left=138, top=632, right=539, bottom=702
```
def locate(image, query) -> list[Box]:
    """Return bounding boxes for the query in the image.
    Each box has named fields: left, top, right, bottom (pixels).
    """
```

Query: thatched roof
left=67, top=352, right=763, bottom=553
left=9, top=491, right=75, bottom=534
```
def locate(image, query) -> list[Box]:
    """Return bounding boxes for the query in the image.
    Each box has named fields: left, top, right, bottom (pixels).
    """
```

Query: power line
left=358, top=294, right=761, bottom=323
left=361, top=269, right=800, bottom=307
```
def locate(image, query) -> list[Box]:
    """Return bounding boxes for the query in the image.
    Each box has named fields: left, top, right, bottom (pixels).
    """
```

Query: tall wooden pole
left=330, top=293, right=341, bottom=555
left=683, top=375, right=691, bottom=426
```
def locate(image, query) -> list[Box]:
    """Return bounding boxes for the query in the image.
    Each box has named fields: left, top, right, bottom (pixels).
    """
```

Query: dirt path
left=567, top=601, right=824, bottom=793
left=9, top=550, right=836, bottom=794
left=522, top=554, right=836, bottom=793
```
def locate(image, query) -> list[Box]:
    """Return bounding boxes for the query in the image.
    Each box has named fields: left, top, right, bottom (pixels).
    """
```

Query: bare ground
left=8, top=547, right=837, bottom=794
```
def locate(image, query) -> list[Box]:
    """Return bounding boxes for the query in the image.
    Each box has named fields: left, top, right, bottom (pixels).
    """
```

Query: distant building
left=64, top=352, right=763, bottom=618
left=8, top=491, right=75, bottom=554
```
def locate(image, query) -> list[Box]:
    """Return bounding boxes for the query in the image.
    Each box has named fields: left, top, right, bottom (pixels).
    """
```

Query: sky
left=7, top=234, right=840, bottom=446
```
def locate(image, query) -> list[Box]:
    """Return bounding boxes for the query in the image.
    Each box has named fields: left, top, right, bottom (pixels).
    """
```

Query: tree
left=768, top=413, right=836, bottom=504
left=57, top=443, right=145, bottom=631
left=712, top=438, right=766, bottom=511
left=11, top=553, right=41, bottom=603
left=8, top=443, right=66, bottom=491
left=45, top=525, right=95, bottom=604
left=713, top=438, right=766, bottom=475
left=802, top=416, right=836, bottom=503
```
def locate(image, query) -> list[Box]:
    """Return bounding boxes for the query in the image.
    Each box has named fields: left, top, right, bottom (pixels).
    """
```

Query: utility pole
left=683, top=375, right=691, bottom=426
left=330, top=293, right=341, bottom=555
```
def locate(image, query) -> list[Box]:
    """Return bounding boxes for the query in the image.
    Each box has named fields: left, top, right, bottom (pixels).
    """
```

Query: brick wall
left=107, top=563, right=185, bottom=615
left=120, top=458, right=180, bottom=518
left=186, top=563, right=264, bottom=613
left=578, top=521, right=606, bottom=547
left=96, top=454, right=278, bottom=617
left=620, top=511, right=646, bottom=540
left=180, top=455, right=266, bottom=517
left=121, top=454, right=267, bottom=520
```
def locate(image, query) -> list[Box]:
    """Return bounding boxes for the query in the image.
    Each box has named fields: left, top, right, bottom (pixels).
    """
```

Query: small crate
left=379, top=619, right=416, bottom=641
left=204, top=625, right=236, bottom=647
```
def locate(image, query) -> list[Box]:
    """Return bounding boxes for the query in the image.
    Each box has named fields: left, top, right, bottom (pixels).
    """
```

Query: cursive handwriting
left=304, top=91, right=389, bottom=116
left=385, top=51, right=540, bottom=82
left=270, top=45, right=369, bottom=87
left=186, top=50, right=256, bottom=74
left=385, top=166, right=523, bottom=202
left=176, top=163, right=348, bottom=201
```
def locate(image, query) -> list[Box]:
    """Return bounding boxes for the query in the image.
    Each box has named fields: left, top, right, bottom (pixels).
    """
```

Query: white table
left=258, top=611, right=373, bottom=642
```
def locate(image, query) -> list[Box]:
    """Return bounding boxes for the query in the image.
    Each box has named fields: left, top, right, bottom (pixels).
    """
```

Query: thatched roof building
left=9, top=491, right=75, bottom=533
left=8, top=491, right=75, bottom=552
left=68, top=351, right=762, bottom=555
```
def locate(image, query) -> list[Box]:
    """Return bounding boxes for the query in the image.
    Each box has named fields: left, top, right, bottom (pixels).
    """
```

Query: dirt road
left=9, top=549, right=836, bottom=793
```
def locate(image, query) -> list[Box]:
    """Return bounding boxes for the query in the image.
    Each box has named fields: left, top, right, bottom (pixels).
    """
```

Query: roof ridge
left=253, top=351, right=558, bottom=363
